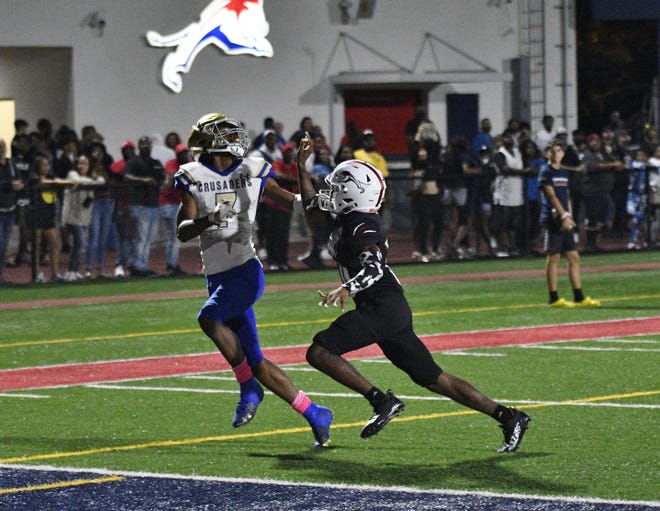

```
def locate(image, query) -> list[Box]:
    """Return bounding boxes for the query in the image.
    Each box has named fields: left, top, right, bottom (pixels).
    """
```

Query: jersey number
left=214, top=191, right=237, bottom=228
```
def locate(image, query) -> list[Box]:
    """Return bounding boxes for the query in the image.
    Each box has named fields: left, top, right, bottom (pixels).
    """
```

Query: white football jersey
left=174, top=157, right=273, bottom=274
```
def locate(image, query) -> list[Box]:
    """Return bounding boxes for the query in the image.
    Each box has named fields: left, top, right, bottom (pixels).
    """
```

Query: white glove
left=207, top=200, right=236, bottom=224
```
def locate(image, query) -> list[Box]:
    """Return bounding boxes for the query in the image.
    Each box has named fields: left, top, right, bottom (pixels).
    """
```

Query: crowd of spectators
left=0, top=111, right=658, bottom=285
left=406, top=112, right=660, bottom=262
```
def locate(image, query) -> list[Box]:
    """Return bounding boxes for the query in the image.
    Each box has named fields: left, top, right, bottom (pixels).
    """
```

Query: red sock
left=291, top=390, right=312, bottom=414
left=232, top=359, right=253, bottom=384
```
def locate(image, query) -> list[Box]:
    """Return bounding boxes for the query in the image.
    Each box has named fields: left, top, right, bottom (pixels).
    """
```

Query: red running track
left=1, top=317, right=658, bottom=391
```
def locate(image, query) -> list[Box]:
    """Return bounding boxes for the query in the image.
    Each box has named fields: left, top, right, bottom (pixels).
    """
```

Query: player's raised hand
left=297, top=132, right=314, bottom=164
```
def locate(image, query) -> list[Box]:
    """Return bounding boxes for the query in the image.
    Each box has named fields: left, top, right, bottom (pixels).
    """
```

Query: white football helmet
left=318, top=159, right=386, bottom=214
left=187, top=113, right=251, bottom=160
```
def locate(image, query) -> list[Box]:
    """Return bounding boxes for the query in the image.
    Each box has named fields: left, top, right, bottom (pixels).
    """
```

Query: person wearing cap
left=160, top=143, right=191, bottom=276
left=581, top=132, right=625, bottom=252
left=251, top=117, right=287, bottom=150
left=353, top=129, right=389, bottom=178
left=109, top=141, right=137, bottom=277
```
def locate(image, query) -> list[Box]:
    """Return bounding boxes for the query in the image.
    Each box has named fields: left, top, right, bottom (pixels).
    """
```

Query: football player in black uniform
left=295, top=134, right=531, bottom=452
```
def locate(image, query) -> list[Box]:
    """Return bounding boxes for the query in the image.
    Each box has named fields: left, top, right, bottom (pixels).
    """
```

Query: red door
left=343, top=89, right=424, bottom=157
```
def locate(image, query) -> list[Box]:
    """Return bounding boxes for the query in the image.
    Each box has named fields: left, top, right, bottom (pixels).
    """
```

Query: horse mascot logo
left=146, top=0, right=273, bottom=93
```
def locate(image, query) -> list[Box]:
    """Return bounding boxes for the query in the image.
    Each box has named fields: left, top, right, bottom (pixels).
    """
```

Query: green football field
left=0, top=251, right=658, bottom=507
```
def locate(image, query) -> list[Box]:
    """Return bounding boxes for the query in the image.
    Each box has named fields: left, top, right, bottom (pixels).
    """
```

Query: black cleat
left=497, top=408, right=531, bottom=452
left=360, top=390, right=404, bottom=439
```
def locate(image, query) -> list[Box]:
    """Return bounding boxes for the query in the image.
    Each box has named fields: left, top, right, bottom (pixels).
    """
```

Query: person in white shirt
left=534, top=115, right=557, bottom=150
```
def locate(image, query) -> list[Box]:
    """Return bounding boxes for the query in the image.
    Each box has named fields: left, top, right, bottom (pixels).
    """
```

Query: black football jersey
left=327, top=211, right=403, bottom=303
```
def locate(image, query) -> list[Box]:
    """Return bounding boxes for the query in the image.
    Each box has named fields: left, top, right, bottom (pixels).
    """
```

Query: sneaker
left=496, top=249, right=509, bottom=258
left=300, top=255, right=324, bottom=269
left=114, top=265, right=125, bottom=278
left=497, top=408, right=531, bottom=452
left=574, top=296, right=601, bottom=307
left=549, top=298, right=575, bottom=308
left=360, top=390, right=405, bottom=439
left=297, top=250, right=311, bottom=261
left=430, top=251, right=446, bottom=262
left=232, top=378, right=264, bottom=428
left=303, top=404, right=333, bottom=447
left=35, top=272, right=47, bottom=283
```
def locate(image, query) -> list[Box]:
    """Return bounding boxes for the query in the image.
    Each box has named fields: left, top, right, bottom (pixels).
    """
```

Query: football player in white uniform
left=175, top=113, right=332, bottom=446
left=295, top=138, right=531, bottom=452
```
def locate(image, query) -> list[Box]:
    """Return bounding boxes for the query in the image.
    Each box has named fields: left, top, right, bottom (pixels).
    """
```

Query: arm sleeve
left=341, top=248, right=385, bottom=296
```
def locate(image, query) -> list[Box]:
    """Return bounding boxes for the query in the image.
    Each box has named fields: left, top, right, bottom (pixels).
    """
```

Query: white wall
left=0, top=0, right=576, bottom=156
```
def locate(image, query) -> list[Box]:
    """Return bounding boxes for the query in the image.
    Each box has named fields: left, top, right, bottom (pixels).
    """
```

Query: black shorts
left=312, top=291, right=442, bottom=387
left=543, top=224, right=577, bottom=254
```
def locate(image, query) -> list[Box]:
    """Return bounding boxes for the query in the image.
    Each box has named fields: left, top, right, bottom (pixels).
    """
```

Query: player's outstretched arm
left=296, top=133, right=317, bottom=207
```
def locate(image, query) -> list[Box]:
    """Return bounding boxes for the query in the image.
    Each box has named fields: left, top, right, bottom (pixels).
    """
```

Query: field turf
left=0, top=251, right=658, bottom=510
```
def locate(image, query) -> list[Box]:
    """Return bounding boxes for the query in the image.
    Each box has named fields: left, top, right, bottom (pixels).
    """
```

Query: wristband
left=292, top=194, right=304, bottom=215
left=561, top=212, right=571, bottom=220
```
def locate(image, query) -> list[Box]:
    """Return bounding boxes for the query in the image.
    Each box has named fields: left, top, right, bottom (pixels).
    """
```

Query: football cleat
left=360, top=390, right=404, bottom=439
left=232, top=378, right=264, bottom=428
left=574, top=296, right=601, bottom=307
left=498, top=408, right=531, bottom=453
left=304, top=404, right=333, bottom=447
left=548, top=298, right=575, bottom=308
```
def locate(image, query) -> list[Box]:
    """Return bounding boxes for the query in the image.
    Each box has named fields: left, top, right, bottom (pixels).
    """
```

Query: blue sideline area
left=1, top=467, right=657, bottom=511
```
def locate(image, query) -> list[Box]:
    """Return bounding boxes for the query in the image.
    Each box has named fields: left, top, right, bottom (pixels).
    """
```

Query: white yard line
left=83, top=384, right=659, bottom=409
left=518, top=345, right=660, bottom=352
left=0, top=392, right=50, bottom=399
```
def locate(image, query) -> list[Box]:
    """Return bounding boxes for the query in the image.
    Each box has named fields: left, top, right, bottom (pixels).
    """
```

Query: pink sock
left=291, top=390, right=312, bottom=414
left=232, top=359, right=253, bottom=384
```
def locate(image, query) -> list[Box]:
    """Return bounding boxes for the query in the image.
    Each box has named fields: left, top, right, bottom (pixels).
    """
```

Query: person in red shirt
left=264, top=143, right=298, bottom=270
left=161, top=143, right=191, bottom=275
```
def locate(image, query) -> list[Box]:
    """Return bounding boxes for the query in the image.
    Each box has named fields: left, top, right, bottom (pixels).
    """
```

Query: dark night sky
left=576, top=3, right=658, bottom=138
